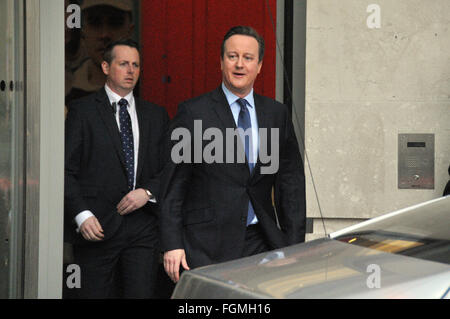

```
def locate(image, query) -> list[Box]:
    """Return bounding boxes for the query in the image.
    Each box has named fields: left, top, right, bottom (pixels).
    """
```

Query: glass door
left=0, top=0, right=25, bottom=298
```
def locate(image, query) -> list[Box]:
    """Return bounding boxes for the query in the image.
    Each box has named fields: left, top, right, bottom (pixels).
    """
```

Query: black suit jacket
left=64, top=88, right=170, bottom=244
left=160, top=86, right=306, bottom=268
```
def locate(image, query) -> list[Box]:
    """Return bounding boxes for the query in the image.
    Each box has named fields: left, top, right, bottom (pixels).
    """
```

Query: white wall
left=304, top=0, right=450, bottom=239
left=38, top=0, right=65, bottom=298
left=24, top=0, right=65, bottom=298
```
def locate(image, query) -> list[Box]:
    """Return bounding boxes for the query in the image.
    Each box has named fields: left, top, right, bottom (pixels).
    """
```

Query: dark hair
left=221, top=26, right=265, bottom=62
left=103, top=38, right=139, bottom=64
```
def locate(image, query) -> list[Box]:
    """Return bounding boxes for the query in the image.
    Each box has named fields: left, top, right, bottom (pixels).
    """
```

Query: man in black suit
left=65, top=39, right=169, bottom=298
left=161, top=26, right=306, bottom=283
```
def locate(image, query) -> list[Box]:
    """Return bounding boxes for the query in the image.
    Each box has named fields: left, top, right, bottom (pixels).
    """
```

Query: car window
left=336, top=231, right=450, bottom=265
left=334, top=197, right=450, bottom=265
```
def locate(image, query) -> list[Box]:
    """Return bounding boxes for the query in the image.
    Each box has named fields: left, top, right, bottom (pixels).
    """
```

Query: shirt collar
left=104, top=84, right=134, bottom=108
left=221, top=83, right=255, bottom=108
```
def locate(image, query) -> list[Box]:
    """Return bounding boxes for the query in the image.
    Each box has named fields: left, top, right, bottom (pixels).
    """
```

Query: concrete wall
left=24, top=0, right=65, bottom=298
left=304, top=0, right=450, bottom=240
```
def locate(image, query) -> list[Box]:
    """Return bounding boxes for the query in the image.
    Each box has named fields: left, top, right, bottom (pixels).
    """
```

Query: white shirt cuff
left=74, top=210, right=94, bottom=232
left=144, top=188, right=157, bottom=203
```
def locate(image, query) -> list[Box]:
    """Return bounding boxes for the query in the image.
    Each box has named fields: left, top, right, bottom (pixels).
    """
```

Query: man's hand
left=117, top=188, right=149, bottom=215
left=163, top=249, right=190, bottom=283
left=80, top=216, right=104, bottom=241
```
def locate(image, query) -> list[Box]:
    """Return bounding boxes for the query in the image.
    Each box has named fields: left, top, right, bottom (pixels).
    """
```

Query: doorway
left=140, top=0, right=277, bottom=118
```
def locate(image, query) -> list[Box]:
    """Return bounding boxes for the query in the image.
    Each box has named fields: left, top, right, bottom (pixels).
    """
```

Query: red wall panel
left=141, top=0, right=276, bottom=118
left=140, top=0, right=167, bottom=108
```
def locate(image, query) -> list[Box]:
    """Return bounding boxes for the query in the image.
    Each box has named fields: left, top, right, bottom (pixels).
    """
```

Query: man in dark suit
left=65, top=39, right=169, bottom=298
left=161, top=26, right=306, bottom=283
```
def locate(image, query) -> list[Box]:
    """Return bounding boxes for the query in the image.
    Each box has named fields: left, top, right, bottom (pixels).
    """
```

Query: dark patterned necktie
left=118, top=98, right=134, bottom=191
left=237, top=98, right=256, bottom=225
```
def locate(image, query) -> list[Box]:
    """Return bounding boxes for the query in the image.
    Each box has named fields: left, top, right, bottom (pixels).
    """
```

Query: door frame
left=23, top=0, right=65, bottom=299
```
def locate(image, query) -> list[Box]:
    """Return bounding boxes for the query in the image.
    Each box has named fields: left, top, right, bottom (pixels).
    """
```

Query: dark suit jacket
left=160, top=86, right=306, bottom=268
left=64, top=88, right=170, bottom=244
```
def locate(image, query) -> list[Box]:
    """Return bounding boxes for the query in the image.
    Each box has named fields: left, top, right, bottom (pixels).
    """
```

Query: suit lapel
left=95, top=88, right=127, bottom=170
left=210, top=87, right=237, bottom=130
left=135, top=98, right=149, bottom=182
left=251, top=94, right=270, bottom=181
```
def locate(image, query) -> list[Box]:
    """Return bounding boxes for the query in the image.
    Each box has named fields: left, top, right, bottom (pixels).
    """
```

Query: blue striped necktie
left=118, top=98, right=134, bottom=191
left=236, top=98, right=256, bottom=226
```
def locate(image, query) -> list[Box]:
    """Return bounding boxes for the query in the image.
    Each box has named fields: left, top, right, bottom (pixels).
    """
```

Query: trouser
left=242, top=223, right=271, bottom=257
left=72, top=213, right=159, bottom=299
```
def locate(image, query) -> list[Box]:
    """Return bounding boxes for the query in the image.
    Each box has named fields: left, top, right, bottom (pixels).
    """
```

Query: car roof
left=330, top=196, right=450, bottom=241
left=173, top=238, right=450, bottom=299
left=173, top=197, right=450, bottom=299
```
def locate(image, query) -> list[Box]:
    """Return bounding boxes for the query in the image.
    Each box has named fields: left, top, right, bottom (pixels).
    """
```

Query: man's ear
left=257, top=60, right=263, bottom=74
left=101, top=61, right=110, bottom=76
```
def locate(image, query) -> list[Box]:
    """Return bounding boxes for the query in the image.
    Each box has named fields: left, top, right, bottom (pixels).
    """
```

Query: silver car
left=172, top=196, right=450, bottom=299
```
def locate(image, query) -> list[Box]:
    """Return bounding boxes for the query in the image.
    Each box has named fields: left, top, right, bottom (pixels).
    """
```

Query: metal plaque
left=398, top=134, right=434, bottom=189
